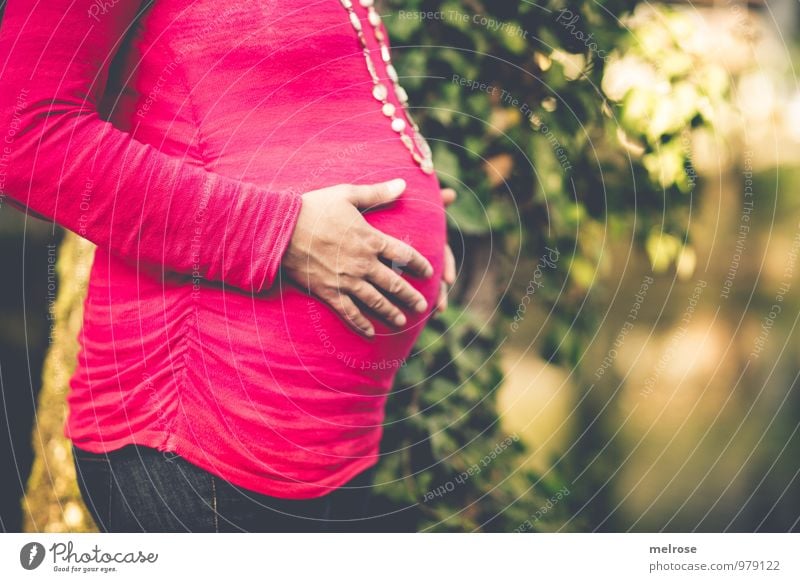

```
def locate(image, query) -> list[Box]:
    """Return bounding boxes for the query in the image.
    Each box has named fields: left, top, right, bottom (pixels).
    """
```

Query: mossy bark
left=23, top=233, right=96, bottom=532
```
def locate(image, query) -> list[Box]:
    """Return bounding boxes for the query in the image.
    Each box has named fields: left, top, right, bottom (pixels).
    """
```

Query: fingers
left=440, top=187, right=457, bottom=207
left=437, top=243, right=456, bottom=312
left=330, top=293, right=375, bottom=338
left=345, top=178, right=406, bottom=210
left=377, top=233, right=434, bottom=279
left=436, top=280, right=448, bottom=313
left=443, top=244, right=456, bottom=285
left=439, top=189, right=457, bottom=313
left=367, top=264, right=428, bottom=314
left=350, top=280, right=408, bottom=327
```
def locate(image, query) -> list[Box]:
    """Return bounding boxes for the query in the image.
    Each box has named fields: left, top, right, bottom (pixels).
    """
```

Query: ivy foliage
left=371, top=0, right=704, bottom=531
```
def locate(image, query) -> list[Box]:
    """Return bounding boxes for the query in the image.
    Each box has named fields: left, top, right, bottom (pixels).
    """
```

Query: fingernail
left=387, top=178, right=406, bottom=196
left=415, top=299, right=428, bottom=313
left=394, top=314, right=407, bottom=326
left=364, top=326, right=375, bottom=337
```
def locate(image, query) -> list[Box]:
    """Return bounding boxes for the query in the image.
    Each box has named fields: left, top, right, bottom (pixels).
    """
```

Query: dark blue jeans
left=72, top=444, right=376, bottom=532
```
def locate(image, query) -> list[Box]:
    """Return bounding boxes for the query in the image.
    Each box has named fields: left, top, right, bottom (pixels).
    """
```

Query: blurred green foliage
left=374, top=0, right=704, bottom=531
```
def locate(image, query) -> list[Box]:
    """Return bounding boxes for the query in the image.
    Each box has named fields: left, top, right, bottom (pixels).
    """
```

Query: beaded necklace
left=338, top=0, right=435, bottom=174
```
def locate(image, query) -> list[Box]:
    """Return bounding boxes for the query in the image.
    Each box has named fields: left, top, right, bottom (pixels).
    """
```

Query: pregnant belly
left=214, top=163, right=446, bottom=395
left=202, top=120, right=449, bottom=392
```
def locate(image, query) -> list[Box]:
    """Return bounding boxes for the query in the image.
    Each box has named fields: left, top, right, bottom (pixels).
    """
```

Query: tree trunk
left=23, top=233, right=96, bottom=532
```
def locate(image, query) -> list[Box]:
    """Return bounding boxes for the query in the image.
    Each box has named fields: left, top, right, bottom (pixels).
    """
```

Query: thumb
left=346, top=178, right=406, bottom=210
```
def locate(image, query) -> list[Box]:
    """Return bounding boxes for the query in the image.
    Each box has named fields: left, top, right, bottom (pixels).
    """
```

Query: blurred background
left=2, top=0, right=800, bottom=532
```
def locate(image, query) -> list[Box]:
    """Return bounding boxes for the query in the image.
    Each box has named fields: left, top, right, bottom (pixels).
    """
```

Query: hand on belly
left=281, top=178, right=436, bottom=338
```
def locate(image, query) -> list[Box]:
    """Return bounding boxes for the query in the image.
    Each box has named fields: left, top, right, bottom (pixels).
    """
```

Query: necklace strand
left=338, top=0, right=435, bottom=175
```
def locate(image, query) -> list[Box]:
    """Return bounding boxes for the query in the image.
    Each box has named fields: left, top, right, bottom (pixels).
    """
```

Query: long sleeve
left=0, top=0, right=302, bottom=293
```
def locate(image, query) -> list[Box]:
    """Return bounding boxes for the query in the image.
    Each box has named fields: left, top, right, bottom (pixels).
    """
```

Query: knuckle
left=354, top=257, right=372, bottom=276
left=361, top=254, right=377, bottom=271
left=323, top=283, right=344, bottom=300
left=318, top=286, right=336, bottom=301
left=388, top=276, right=404, bottom=295
left=398, top=244, right=413, bottom=264
left=333, top=259, right=350, bottom=277
left=333, top=268, right=350, bottom=282
left=369, top=234, right=387, bottom=255
left=322, top=273, right=339, bottom=288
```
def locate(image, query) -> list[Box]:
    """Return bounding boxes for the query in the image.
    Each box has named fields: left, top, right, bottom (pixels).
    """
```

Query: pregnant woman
left=0, top=0, right=451, bottom=531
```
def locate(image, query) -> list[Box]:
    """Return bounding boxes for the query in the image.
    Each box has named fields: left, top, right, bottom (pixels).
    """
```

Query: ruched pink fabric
left=0, top=0, right=445, bottom=498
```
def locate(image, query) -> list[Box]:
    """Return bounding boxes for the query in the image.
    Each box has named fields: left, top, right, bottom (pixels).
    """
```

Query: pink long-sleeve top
left=0, top=0, right=445, bottom=498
